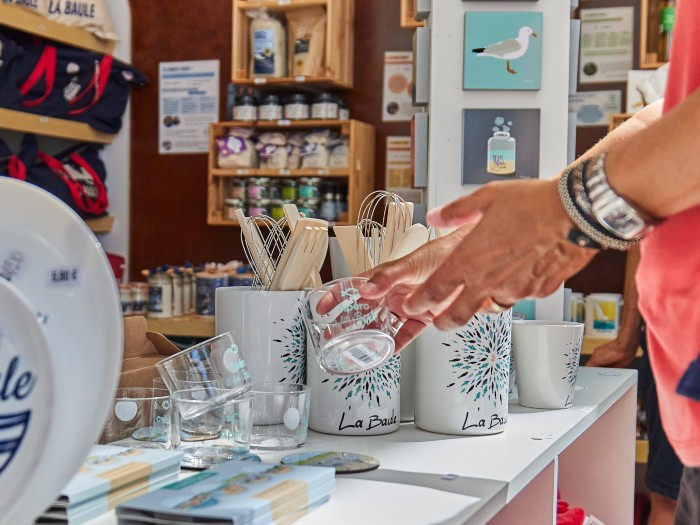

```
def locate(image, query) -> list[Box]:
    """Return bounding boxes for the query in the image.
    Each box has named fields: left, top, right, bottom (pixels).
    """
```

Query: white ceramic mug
left=584, top=293, right=622, bottom=339
left=215, top=287, right=307, bottom=385
left=399, top=340, right=417, bottom=422
left=511, top=321, right=584, bottom=410
left=307, top=342, right=400, bottom=436
left=415, top=310, right=512, bottom=435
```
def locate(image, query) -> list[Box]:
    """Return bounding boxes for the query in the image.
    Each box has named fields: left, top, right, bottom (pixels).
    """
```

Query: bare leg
left=506, top=60, right=517, bottom=74
left=648, top=492, right=677, bottom=525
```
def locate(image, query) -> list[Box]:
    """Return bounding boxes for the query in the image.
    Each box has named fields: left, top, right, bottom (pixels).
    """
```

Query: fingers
left=432, top=286, right=486, bottom=330
left=426, top=186, right=493, bottom=228
left=393, top=319, right=427, bottom=352
left=403, top=260, right=469, bottom=317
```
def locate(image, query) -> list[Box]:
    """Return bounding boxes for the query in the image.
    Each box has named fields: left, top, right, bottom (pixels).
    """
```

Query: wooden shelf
left=86, top=215, right=115, bottom=234
left=0, top=108, right=114, bottom=144
left=400, top=0, right=424, bottom=29
left=636, top=439, right=649, bottom=464
left=208, top=118, right=374, bottom=226
left=0, top=3, right=116, bottom=55
left=238, top=0, right=328, bottom=12
left=209, top=216, right=350, bottom=227
left=143, top=314, right=215, bottom=339
left=220, top=119, right=350, bottom=129
left=233, top=0, right=354, bottom=89
left=639, top=0, right=670, bottom=70
left=581, top=336, right=644, bottom=358
left=211, top=168, right=350, bottom=178
left=609, top=113, right=634, bottom=132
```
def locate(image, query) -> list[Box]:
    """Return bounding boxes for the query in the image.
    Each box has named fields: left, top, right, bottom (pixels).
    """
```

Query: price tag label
left=295, top=75, right=306, bottom=83
left=277, top=119, right=292, bottom=126
left=279, top=169, right=291, bottom=176
left=278, top=0, right=291, bottom=4
left=317, top=169, right=330, bottom=175
left=47, top=266, right=82, bottom=287
left=236, top=169, right=250, bottom=175
left=254, top=77, right=267, bottom=85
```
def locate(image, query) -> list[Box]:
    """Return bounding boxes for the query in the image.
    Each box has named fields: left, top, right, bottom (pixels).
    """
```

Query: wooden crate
left=400, top=0, right=424, bottom=29
left=639, top=0, right=669, bottom=70
left=207, top=119, right=375, bottom=226
left=232, top=0, right=354, bottom=88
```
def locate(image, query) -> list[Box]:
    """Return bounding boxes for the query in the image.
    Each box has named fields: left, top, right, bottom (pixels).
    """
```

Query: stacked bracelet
left=558, top=164, right=638, bottom=251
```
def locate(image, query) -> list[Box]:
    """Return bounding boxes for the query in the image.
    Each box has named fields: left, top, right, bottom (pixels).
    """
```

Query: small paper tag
left=317, top=169, right=329, bottom=175
left=254, top=77, right=267, bottom=85
left=279, top=169, right=291, bottom=175
left=277, top=119, right=291, bottom=126
left=345, top=345, right=376, bottom=368
left=278, top=0, right=291, bottom=4
left=47, top=266, right=82, bottom=287
left=294, top=75, right=306, bottom=83
left=236, top=169, right=250, bottom=175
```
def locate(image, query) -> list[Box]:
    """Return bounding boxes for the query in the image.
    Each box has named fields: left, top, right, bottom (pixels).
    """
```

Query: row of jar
left=120, top=263, right=255, bottom=319
left=216, top=130, right=348, bottom=170
left=233, top=93, right=349, bottom=122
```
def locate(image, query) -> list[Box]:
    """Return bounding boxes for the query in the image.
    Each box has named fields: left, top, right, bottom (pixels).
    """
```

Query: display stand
left=84, top=368, right=636, bottom=525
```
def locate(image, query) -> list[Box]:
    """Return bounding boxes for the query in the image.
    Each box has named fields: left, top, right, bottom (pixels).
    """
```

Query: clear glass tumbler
left=100, top=387, right=172, bottom=449
left=250, top=383, right=310, bottom=451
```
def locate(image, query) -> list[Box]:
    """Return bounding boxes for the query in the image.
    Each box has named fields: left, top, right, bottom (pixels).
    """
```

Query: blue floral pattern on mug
left=444, top=311, right=512, bottom=407
left=322, top=355, right=400, bottom=409
left=273, top=305, right=306, bottom=384
left=562, top=332, right=583, bottom=387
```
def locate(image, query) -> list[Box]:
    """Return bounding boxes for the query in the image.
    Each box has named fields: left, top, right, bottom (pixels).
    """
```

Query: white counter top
left=84, top=367, right=637, bottom=525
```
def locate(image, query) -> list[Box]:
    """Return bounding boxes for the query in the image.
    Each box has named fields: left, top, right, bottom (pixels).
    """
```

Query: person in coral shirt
left=362, top=1, right=700, bottom=522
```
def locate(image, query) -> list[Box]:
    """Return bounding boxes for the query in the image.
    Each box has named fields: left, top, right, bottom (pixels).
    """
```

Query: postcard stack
left=116, top=460, right=335, bottom=524
left=36, top=445, right=183, bottom=524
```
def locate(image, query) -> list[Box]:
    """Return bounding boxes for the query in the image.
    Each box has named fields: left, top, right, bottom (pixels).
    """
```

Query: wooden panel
left=143, top=314, right=215, bottom=338
left=0, top=3, right=116, bottom=54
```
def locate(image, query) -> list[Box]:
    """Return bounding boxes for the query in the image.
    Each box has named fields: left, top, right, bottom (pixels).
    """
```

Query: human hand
left=364, top=179, right=597, bottom=331
left=586, top=337, right=638, bottom=368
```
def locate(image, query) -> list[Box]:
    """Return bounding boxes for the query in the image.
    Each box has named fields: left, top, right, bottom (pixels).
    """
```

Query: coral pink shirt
left=637, top=0, right=700, bottom=466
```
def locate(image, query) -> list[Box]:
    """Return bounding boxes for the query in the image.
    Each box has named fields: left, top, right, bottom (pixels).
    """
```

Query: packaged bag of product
left=286, top=7, right=326, bottom=77
left=248, top=9, right=287, bottom=78
left=216, top=128, right=257, bottom=169
left=257, top=132, right=288, bottom=169
left=329, top=136, right=349, bottom=168
left=300, top=130, right=331, bottom=169
left=286, top=132, right=306, bottom=169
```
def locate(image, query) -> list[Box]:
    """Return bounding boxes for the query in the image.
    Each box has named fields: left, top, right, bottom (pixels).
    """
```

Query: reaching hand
left=364, top=179, right=597, bottom=334
left=586, top=337, right=638, bottom=368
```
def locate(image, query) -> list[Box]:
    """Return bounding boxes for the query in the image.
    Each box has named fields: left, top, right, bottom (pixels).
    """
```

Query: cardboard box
left=120, top=316, right=181, bottom=388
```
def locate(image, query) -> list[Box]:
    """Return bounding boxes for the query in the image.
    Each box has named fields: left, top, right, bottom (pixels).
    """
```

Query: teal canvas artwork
left=464, top=11, right=543, bottom=90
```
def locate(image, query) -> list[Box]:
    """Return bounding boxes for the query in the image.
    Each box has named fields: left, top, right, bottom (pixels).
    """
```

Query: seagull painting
left=472, top=26, right=538, bottom=75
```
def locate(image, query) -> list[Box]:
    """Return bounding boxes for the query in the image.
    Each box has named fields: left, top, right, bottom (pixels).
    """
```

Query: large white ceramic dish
left=0, top=278, right=53, bottom=525
left=0, top=179, right=123, bottom=525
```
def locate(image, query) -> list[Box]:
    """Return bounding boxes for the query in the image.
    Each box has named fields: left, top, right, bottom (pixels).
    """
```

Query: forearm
left=618, top=245, right=642, bottom=342
left=559, top=100, right=664, bottom=175
left=606, top=89, right=700, bottom=218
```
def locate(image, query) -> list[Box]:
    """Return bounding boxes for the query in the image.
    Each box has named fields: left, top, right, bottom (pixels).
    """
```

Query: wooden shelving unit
left=636, top=439, right=649, bottom=464
left=0, top=108, right=114, bottom=144
left=143, top=314, right=215, bottom=339
left=581, top=336, right=644, bottom=358
left=400, top=0, right=424, bottom=29
left=208, top=118, right=374, bottom=226
left=0, top=3, right=116, bottom=54
left=86, top=215, right=115, bottom=234
left=639, top=0, right=669, bottom=70
left=232, top=0, right=355, bottom=89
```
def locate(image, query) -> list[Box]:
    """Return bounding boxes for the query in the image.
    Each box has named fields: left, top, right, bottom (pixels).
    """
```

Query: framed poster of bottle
left=461, top=108, right=540, bottom=184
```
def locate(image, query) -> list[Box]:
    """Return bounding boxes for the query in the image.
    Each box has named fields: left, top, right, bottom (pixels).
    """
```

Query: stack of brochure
left=37, top=445, right=183, bottom=524
left=116, top=460, right=335, bottom=524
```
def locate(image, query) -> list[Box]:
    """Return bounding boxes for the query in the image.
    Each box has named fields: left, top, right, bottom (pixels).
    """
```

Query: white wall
left=98, top=0, right=131, bottom=277
left=427, top=0, right=571, bottom=320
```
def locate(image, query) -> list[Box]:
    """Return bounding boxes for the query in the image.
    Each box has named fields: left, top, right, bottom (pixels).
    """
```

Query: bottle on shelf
left=658, top=0, right=676, bottom=63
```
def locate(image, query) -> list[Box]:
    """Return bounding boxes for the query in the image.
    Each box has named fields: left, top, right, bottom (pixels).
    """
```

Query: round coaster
left=281, top=451, right=380, bottom=474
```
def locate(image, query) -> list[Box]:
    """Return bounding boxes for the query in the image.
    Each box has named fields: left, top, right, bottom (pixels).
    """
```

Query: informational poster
left=382, top=52, right=417, bottom=122
left=386, top=136, right=422, bottom=204
left=158, top=60, right=219, bottom=154
left=569, top=91, right=622, bottom=127
left=579, top=7, right=633, bottom=84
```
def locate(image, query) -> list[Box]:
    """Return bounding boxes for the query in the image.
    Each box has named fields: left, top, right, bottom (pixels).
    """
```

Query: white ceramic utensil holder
left=399, top=340, right=417, bottom=422
left=308, top=341, right=400, bottom=436
left=215, top=287, right=307, bottom=385
left=415, top=310, right=512, bottom=435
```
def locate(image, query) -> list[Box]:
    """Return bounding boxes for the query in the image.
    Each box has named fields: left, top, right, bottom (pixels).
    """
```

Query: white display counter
left=85, top=367, right=636, bottom=525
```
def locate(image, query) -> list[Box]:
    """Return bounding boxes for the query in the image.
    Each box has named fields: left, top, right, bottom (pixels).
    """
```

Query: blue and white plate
left=0, top=179, right=122, bottom=525
left=0, top=278, right=53, bottom=524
